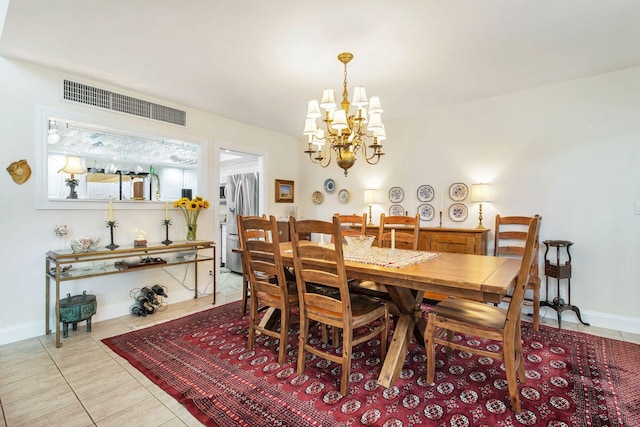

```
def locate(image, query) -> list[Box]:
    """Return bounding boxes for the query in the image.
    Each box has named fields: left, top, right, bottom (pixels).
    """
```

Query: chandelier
left=303, top=52, right=386, bottom=176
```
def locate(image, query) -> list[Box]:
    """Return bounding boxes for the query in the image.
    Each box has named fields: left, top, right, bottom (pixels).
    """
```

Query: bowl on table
left=344, top=235, right=375, bottom=254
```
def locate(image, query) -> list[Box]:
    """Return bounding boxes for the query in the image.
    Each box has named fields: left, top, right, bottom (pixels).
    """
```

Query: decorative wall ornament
left=6, top=159, right=31, bottom=185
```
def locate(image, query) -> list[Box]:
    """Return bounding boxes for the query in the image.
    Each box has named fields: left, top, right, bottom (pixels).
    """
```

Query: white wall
left=297, top=67, right=640, bottom=333
left=2, top=56, right=639, bottom=345
left=0, top=57, right=299, bottom=345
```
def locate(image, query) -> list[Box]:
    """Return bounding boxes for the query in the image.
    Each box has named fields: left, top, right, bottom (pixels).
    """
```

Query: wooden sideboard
left=364, top=226, right=489, bottom=255
left=421, top=227, right=489, bottom=255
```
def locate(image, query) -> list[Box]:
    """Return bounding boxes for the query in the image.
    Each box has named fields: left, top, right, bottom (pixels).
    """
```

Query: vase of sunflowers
left=174, top=196, right=210, bottom=241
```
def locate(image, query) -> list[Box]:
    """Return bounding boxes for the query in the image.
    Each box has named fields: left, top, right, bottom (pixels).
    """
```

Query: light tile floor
left=1, top=272, right=638, bottom=427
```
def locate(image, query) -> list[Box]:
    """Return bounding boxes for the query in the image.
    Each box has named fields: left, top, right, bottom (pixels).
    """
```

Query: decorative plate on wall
left=418, top=203, right=435, bottom=221
left=449, top=203, right=468, bottom=222
left=337, top=189, right=351, bottom=204
left=389, top=186, right=404, bottom=203
left=417, top=185, right=434, bottom=202
left=449, top=182, right=468, bottom=201
left=389, top=204, right=405, bottom=216
left=312, top=191, right=323, bottom=204
left=324, top=178, right=336, bottom=193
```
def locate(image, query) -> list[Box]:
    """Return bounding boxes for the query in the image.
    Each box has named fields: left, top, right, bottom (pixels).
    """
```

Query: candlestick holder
left=105, top=220, right=119, bottom=250
left=439, top=211, right=443, bottom=228
left=162, top=219, right=173, bottom=245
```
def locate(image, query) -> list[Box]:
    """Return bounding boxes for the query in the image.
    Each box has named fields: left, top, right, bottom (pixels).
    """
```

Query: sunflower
left=173, top=195, right=210, bottom=240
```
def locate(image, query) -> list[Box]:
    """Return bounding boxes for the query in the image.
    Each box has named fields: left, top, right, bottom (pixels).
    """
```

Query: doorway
left=218, top=149, right=263, bottom=292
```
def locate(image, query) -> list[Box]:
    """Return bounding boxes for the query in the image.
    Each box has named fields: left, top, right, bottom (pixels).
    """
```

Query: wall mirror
left=44, top=114, right=202, bottom=204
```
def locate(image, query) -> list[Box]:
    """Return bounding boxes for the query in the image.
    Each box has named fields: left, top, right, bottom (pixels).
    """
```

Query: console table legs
left=540, top=300, right=590, bottom=329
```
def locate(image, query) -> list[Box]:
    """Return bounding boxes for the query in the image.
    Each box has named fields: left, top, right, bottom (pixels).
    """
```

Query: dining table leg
left=377, top=286, right=425, bottom=388
left=257, top=307, right=279, bottom=334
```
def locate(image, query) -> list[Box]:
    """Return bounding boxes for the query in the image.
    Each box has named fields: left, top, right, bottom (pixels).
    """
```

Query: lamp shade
left=306, top=100, right=321, bottom=118
left=320, top=89, right=336, bottom=109
left=58, top=156, right=86, bottom=175
left=364, top=189, right=377, bottom=204
left=352, top=87, right=368, bottom=106
left=471, top=183, right=490, bottom=202
left=304, top=118, right=319, bottom=135
left=331, top=109, right=348, bottom=130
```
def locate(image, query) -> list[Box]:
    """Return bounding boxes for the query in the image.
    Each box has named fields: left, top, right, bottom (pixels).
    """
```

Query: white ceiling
left=2, top=0, right=640, bottom=137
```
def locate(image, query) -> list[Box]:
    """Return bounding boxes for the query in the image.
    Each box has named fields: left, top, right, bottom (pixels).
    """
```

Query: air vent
left=63, top=80, right=186, bottom=126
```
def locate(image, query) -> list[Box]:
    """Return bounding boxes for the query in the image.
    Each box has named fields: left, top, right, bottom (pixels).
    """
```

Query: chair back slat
left=505, top=216, right=541, bottom=325
left=290, top=217, right=351, bottom=316
left=494, top=214, right=542, bottom=275
left=378, top=214, right=420, bottom=250
left=239, top=215, right=287, bottom=301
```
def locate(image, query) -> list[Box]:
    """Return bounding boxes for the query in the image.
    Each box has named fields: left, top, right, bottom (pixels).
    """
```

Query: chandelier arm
left=360, top=140, right=384, bottom=165
left=313, top=139, right=332, bottom=168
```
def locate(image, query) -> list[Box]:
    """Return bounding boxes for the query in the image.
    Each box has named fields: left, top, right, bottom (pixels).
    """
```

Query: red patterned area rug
left=102, top=301, right=640, bottom=426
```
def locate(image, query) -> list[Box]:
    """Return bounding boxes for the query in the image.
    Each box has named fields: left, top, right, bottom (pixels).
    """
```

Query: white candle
left=391, top=229, right=396, bottom=250
left=440, top=192, right=443, bottom=212
left=109, top=201, right=113, bottom=221
left=165, top=202, right=169, bottom=220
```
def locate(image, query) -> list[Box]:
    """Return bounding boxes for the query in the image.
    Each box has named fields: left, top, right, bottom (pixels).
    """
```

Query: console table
left=45, top=240, right=215, bottom=347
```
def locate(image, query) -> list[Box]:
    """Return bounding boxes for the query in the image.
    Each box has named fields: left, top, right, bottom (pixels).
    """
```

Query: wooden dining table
left=241, top=242, right=521, bottom=389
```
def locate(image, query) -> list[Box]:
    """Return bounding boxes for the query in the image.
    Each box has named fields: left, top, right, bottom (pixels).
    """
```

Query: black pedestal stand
left=162, top=219, right=173, bottom=245
left=105, top=221, right=119, bottom=250
left=540, top=240, right=589, bottom=329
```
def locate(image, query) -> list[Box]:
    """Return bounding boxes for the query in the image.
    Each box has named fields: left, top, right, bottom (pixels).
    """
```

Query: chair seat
left=254, top=280, right=299, bottom=306
left=352, top=280, right=386, bottom=293
left=350, top=294, right=387, bottom=318
left=432, top=297, right=507, bottom=331
left=307, top=283, right=340, bottom=297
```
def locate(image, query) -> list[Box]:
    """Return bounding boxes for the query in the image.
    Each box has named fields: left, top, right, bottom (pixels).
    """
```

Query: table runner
left=344, top=247, right=440, bottom=268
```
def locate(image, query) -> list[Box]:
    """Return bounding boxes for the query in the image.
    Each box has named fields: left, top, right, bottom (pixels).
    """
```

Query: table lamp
left=364, top=189, right=377, bottom=225
left=58, top=156, right=86, bottom=199
left=471, top=183, right=490, bottom=229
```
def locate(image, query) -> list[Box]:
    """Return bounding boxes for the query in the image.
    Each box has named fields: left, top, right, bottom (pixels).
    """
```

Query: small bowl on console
left=70, top=237, right=102, bottom=253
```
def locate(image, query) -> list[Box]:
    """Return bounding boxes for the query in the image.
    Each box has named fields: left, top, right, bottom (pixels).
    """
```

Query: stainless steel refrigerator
left=225, top=172, right=259, bottom=273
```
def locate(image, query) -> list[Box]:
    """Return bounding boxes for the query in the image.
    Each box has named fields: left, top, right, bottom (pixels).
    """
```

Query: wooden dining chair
left=424, top=216, right=540, bottom=413
left=238, top=214, right=296, bottom=365
left=350, top=213, right=421, bottom=298
left=334, top=213, right=367, bottom=239
left=494, top=214, right=542, bottom=331
left=289, top=216, right=389, bottom=396
left=378, top=213, right=420, bottom=250
left=238, top=214, right=270, bottom=316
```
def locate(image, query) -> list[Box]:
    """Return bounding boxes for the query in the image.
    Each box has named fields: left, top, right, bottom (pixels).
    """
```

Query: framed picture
left=275, top=179, right=294, bottom=203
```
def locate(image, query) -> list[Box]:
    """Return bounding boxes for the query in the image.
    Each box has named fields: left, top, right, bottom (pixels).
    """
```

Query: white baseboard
left=542, top=307, right=640, bottom=335
left=2, top=298, right=637, bottom=347
left=0, top=320, right=43, bottom=346
left=0, top=288, right=210, bottom=346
